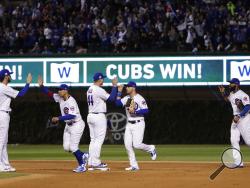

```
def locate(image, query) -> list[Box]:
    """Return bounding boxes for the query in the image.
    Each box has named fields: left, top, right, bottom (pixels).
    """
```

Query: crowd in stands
left=0, top=0, right=249, bottom=54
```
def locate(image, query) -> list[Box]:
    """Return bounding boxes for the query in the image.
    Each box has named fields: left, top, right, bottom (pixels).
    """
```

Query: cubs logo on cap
left=93, top=72, right=106, bottom=81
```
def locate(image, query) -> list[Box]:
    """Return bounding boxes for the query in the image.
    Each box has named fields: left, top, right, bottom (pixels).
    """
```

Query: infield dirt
left=0, top=161, right=248, bottom=188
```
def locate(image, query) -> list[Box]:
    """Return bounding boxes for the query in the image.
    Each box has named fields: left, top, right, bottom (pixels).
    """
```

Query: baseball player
left=87, top=72, right=117, bottom=171
left=38, top=76, right=88, bottom=173
left=115, top=81, right=157, bottom=171
left=219, top=78, right=250, bottom=167
left=0, top=69, right=32, bottom=172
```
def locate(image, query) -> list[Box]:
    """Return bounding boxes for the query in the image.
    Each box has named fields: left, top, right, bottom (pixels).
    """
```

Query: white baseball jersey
left=87, top=85, right=110, bottom=113
left=121, top=94, right=148, bottom=121
left=53, top=94, right=82, bottom=124
left=0, top=83, right=19, bottom=112
left=228, top=90, right=250, bottom=115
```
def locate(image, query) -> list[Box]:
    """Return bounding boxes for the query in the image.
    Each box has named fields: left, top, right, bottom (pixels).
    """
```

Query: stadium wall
left=1, top=55, right=249, bottom=144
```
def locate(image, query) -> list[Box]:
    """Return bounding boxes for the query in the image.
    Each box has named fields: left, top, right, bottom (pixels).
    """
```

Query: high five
left=87, top=73, right=118, bottom=171
left=0, top=69, right=32, bottom=172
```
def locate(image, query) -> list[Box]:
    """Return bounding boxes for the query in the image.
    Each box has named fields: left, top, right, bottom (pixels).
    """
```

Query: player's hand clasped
left=52, top=117, right=59, bottom=124
left=128, top=106, right=135, bottom=114
left=233, top=115, right=240, bottom=124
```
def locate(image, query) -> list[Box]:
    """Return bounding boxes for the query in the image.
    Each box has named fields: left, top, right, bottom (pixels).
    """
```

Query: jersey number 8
left=87, top=95, right=94, bottom=106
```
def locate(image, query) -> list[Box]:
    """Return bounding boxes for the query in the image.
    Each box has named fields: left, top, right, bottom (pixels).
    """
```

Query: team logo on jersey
left=134, top=102, right=139, bottom=110
left=235, top=98, right=242, bottom=105
left=142, top=100, right=147, bottom=105
left=70, top=106, right=75, bottom=111
left=243, top=97, right=248, bottom=101
left=64, top=107, right=69, bottom=114
left=88, top=89, right=93, bottom=93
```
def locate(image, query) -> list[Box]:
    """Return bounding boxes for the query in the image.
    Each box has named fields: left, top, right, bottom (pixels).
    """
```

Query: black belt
left=128, top=120, right=141, bottom=124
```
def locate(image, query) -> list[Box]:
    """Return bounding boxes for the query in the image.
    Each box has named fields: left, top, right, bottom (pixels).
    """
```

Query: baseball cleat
left=125, top=166, right=139, bottom=171
left=6, top=166, right=16, bottom=172
left=0, top=166, right=16, bottom=172
left=238, top=164, right=244, bottom=168
left=88, top=163, right=109, bottom=171
left=98, top=163, right=108, bottom=168
left=73, top=164, right=87, bottom=173
left=150, top=146, right=157, bottom=160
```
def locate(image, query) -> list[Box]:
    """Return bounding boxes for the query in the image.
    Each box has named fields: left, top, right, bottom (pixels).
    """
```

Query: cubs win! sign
left=0, top=56, right=250, bottom=87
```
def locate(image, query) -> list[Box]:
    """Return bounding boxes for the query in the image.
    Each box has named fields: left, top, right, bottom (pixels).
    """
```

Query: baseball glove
left=46, top=117, right=59, bottom=129
left=125, top=98, right=133, bottom=107
left=235, top=99, right=244, bottom=111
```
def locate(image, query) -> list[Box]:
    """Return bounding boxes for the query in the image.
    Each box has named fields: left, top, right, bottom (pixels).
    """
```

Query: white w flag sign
left=230, top=60, right=250, bottom=81
left=50, top=62, right=79, bottom=82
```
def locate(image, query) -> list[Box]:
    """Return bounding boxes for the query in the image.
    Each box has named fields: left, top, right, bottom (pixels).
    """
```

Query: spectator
left=0, top=0, right=249, bottom=54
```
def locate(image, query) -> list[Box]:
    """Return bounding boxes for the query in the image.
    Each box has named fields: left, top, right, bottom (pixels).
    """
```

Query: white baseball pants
left=231, top=114, right=250, bottom=165
left=0, top=111, right=11, bottom=169
left=63, top=120, right=85, bottom=153
left=124, top=120, right=154, bottom=168
left=87, top=113, right=107, bottom=166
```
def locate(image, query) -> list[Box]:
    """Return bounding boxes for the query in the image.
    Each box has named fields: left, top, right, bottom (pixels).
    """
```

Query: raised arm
left=17, top=73, right=32, bottom=97
left=218, top=85, right=229, bottom=102
left=107, top=77, right=118, bottom=102
left=38, top=75, right=53, bottom=98
left=115, top=85, right=124, bottom=107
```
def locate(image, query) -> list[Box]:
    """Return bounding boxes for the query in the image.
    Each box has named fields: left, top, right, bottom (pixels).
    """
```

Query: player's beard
left=7, top=76, right=11, bottom=83
left=229, top=86, right=237, bottom=92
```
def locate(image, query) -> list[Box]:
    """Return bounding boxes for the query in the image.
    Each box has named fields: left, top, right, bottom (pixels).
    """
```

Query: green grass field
left=6, top=144, right=250, bottom=161
left=1, top=144, right=249, bottom=179
left=0, top=173, right=29, bottom=179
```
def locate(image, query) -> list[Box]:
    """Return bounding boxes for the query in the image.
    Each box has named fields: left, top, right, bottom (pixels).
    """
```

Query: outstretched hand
left=112, top=77, right=118, bottom=86
left=218, top=85, right=225, bottom=93
left=26, top=73, right=32, bottom=84
left=38, top=75, right=43, bottom=86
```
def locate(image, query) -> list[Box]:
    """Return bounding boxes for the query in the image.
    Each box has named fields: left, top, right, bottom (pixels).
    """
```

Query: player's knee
left=133, top=143, right=142, bottom=150
left=63, top=144, right=70, bottom=152
left=124, top=142, right=132, bottom=150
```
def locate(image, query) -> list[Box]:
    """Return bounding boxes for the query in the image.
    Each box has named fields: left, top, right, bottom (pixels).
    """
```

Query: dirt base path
left=0, top=161, right=248, bottom=188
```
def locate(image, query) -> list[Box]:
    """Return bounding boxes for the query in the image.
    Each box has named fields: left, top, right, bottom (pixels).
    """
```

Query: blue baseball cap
left=124, top=81, right=137, bottom=88
left=93, top=72, right=106, bottom=81
left=228, top=78, right=240, bottom=85
left=0, top=69, right=13, bottom=78
left=58, top=84, right=69, bottom=91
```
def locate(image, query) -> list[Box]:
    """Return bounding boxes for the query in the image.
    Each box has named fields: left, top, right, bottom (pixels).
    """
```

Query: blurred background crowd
left=0, top=0, right=250, bottom=54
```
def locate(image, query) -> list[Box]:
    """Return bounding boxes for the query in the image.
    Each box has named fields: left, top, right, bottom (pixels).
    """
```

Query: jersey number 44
left=87, top=95, right=94, bottom=106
